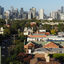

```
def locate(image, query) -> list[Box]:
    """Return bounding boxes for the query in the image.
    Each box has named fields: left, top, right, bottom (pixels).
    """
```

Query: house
left=24, top=42, right=35, bottom=53
left=30, top=22, right=36, bottom=26
left=24, top=42, right=35, bottom=49
left=34, top=30, right=50, bottom=35
left=24, top=27, right=33, bottom=35
left=27, top=35, right=47, bottom=42
left=43, top=42, right=59, bottom=48
left=58, top=32, right=64, bottom=36
left=47, top=35, right=64, bottom=41
left=33, top=48, right=64, bottom=54
left=30, top=53, right=60, bottom=64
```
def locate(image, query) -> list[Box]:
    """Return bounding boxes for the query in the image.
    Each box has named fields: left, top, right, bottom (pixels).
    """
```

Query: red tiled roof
left=45, top=32, right=50, bottom=35
left=43, top=42, right=59, bottom=48
left=34, top=31, right=50, bottom=35
left=28, top=35, right=47, bottom=38
left=24, top=42, right=35, bottom=49
left=30, top=22, right=36, bottom=26
left=34, top=32, right=45, bottom=34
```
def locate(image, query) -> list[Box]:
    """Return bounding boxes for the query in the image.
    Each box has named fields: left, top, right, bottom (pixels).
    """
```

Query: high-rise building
left=39, top=9, right=44, bottom=20
left=23, top=12, right=28, bottom=19
left=19, top=8, right=24, bottom=19
left=4, top=10, right=11, bottom=19
left=29, top=7, right=36, bottom=19
left=0, top=6, right=4, bottom=19
left=0, top=6, right=4, bottom=15
left=20, top=8, right=23, bottom=14
left=50, top=11, right=58, bottom=20
left=31, top=7, right=36, bottom=18
left=61, top=6, right=64, bottom=13
left=28, top=11, right=32, bottom=19
left=59, top=13, right=64, bottom=20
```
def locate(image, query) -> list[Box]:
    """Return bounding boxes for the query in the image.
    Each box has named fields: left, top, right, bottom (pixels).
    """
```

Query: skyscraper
left=39, top=9, right=44, bottom=20
left=50, top=11, right=59, bottom=20
left=20, top=8, right=23, bottom=14
left=19, top=8, right=24, bottom=19
left=0, top=6, right=4, bottom=19
left=29, top=7, right=36, bottom=19
left=31, top=7, right=36, bottom=18
left=28, top=11, right=32, bottom=19
left=0, top=6, right=4, bottom=15
left=61, top=6, right=64, bottom=13
left=4, top=10, right=11, bottom=19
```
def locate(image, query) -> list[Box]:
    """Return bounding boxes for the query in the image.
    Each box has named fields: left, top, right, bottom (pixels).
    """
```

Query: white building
left=31, top=7, right=36, bottom=18
left=0, top=27, right=4, bottom=34
left=24, top=27, right=33, bottom=35
left=58, top=32, right=64, bottom=36
left=50, top=11, right=58, bottom=20
left=27, top=35, right=47, bottom=42
left=39, top=9, right=44, bottom=20
left=4, top=10, right=10, bottom=19
left=47, top=17, right=53, bottom=21
left=28, top=11, right=32, bottom=19
left=39, top=29, right=46, bottom=32
left=60, top=13, right=64, bottom=20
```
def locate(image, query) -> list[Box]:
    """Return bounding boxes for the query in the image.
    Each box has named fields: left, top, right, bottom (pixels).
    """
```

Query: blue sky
left=0, top=0, right=64, bottom=14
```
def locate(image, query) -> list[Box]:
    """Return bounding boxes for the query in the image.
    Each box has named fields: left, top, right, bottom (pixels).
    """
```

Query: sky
left=0, top=0, right=64, bottom=15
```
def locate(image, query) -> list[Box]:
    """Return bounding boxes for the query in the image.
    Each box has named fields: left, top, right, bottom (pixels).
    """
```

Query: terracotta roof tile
left=28, top=35, right=47, bottom=38
left=43, top=42, right=59, bottom=48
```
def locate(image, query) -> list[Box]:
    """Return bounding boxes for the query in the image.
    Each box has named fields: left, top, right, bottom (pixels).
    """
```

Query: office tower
left=20, top=8, right=23, bottom=14
left=29, top=7, right=36, bottom=19
left=0, top=6, right=4, bottom=15
left=15, top=8, right=19, bottom=18
left=39, top=9, right=44, bottom=20
left=31, top=7, right=36, bottom=18
left=19, top=8, right=24, bottom=19
left=4, top=10, right=10, bottom=19
left=12, top=8, right=19, bottom=19
left=22, top=12, right=28, bottom=19
left=36, top=11, right=39, bottom=19
left=28, top=11, right=32, bottom=19
left=59, top=13, right=64, bottom=20
left=50, top=11, right=58, bottom=20
left=61, top=6, right=64, bottom=13
left=11, top=6, right=14, bottom=12
left=0, top=6, right=4, bottom=19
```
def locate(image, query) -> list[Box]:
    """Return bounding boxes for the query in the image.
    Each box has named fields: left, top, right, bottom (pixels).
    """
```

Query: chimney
left=45, top=53, right=50, bottom=62
left=28, top=49, right=31, bottom=54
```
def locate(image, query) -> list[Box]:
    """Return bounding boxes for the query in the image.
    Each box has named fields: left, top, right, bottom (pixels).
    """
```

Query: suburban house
left=24, top=41, right=64, bottom=54
left=43, top=42, right=59, bottom=48
left=24, top=42, right=35, bottom=53
left=27, top=35, right=47, bottom=42
left=30, top=22, right=36, bottom=26
left=24, top=27, right=33, bottom=35
left=58, top=32, right=64, bottom=36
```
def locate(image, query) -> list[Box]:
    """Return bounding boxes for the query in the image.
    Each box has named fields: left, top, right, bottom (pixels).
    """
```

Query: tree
left=51, top=29, right=56, bottom=35
left=53, top=54, right=64, bottom=63
left=58, top=23, right=64, bottom=32
left=0, top=19, right=5, bottom=27
left=4, top=28, right=11, bottom=36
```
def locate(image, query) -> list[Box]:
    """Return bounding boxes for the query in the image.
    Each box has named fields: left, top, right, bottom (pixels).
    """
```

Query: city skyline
left=0, top=0, right=64, bottom=14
